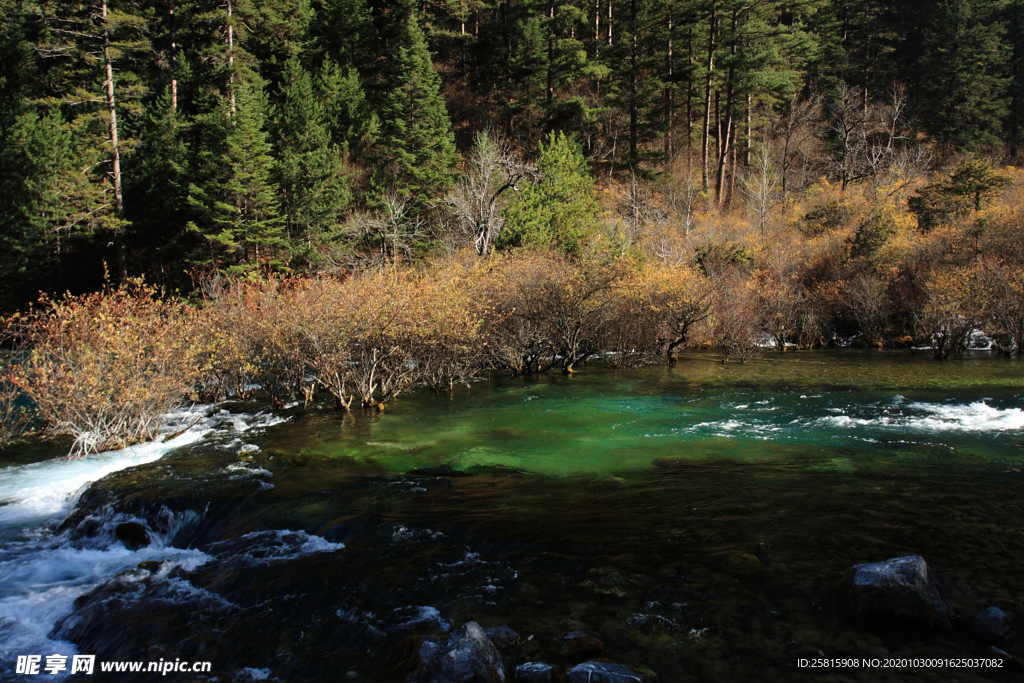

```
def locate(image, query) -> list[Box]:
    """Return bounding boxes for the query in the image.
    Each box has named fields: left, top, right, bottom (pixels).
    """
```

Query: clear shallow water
left=0, top=351, right=1023, bottom=682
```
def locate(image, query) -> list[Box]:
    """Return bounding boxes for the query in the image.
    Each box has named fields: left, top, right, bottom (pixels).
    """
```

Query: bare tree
left=742, top=144, right=780, bottom=235
left=826, top=84, right=871, bottom=191
left=447, top=131, right=535, bottom=255
left=770, top=95, right=821, bottom=196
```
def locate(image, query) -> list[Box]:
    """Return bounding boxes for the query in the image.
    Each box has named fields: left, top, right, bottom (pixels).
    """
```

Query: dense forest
left=1, top=0, right=1022, bottom=302
left=3, top=0, right=1024, bottom=452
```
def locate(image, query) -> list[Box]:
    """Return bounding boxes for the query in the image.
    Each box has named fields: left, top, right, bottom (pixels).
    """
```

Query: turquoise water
left=1, top=350, right=1023, bottom=682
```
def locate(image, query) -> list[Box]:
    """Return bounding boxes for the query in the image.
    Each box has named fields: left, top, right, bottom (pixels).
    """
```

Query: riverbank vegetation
left=2, top=0, right=1024, bottom=452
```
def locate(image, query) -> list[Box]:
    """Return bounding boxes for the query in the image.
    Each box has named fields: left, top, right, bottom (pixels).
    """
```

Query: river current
left=0, top=351, right=1022, bottom=681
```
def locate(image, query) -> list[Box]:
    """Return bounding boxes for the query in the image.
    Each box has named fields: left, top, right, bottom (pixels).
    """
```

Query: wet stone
left=561, top=630, right=604, bottom=655
left=115, top=521, right=151, bottom=550
left=484, top=626, right=520, bottom=650
left=972, top=607, right=1014, bottom=644
left=513, top=662, right=552, bottom=683
left=566, top=661, right=647, bottom=683
left=844, top=555, right=950, bottom=629
left=418, top=621, right=506, bottom=683
left=418, top=637, right=445, bottom=669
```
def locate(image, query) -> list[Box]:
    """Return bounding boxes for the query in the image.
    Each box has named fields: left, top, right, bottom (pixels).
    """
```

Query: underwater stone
left=566, top=661, right=647, bottom=683
left=513, top=662, right=552, bottom=683
left=973, top=607, right=1014, bottom=643
left=844, top=555, right=950, bottom=628
left=115, top=521, right=151, bottom=550
left=418, top=637, right=445, bottom=668
left=561, top=631, right=604, bottom=655
left=723, top=552, right=762, bottom=576
left=484, top=626, right=520, bottom=649
left=418, top=621, right=506, bottom=683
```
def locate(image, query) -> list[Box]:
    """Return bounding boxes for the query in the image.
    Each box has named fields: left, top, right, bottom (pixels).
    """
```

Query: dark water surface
left=2, top=351, right=1023, bottom=682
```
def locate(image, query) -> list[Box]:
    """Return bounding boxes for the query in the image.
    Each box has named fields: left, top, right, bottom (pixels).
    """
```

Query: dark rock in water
left=418, top=621, right=506, bottom=683
left=514, top=662, right=552, bottom=683
left=723, top=552, right=762, bottom=576
left=484, top=626, right=520, bottom=650
left=844, top=555, right=949, bottom=628
left=136, top=560, right=163, bottom=573
left=973, top=607, right=1014, bottom=643
left=561, top=630, right=604, bottom=655
left=566, top=662, right=647, bottom=683
left=418, top=637, right=446, bottom=669
left=115, top=521, right=151, bottom=550
left=74, top=516, right=102, bottom=538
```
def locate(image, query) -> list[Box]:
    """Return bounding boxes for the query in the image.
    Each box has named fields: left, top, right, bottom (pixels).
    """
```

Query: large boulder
left=844, top=555, right=950, bottom=628
left=513, top=662, right=552, bottom=683
left=419, top=621, right=506, bottom=683
left=566, top=662, right=647, bottom=683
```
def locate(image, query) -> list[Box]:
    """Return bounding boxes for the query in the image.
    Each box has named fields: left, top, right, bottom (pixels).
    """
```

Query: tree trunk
left=102, top=0, right=126, bottom=283
left=227, top=0, right=235, bottom=115
left=701, top=8, right=716, bottom=192
left=169, top=0, right=177, bottom=112
left=628, top=0, right=638, bottom=165
left=665, top=8, right=673, bottom=156
left=547, top=1, right=554, bottom=104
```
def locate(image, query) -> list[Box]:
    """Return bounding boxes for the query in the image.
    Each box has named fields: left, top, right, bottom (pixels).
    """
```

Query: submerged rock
left=514, top=662, right=552, bottom=683
left=561, top=630, right=604, bottom=655
left=723, top=552, right=762, bottom=576
left=973, top=607, right=1014, bottom=644
left=843, top=555, right=950, bottom=628
left=484, top=626, right=520, bottom=650
left=418, top=621, right=506, bottom=683
left=566, top=662, right=647, bottom=683
left=115, top=521, right=151, bottom=550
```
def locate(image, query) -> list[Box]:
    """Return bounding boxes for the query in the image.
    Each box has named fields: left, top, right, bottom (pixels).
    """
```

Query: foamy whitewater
left=679, top=396, right=1024, bottom=444
left=0, top=406, right=291, bottom=680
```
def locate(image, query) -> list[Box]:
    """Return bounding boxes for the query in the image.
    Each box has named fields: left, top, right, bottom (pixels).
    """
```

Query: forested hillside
left=0, top=0, right=1021, bottom=309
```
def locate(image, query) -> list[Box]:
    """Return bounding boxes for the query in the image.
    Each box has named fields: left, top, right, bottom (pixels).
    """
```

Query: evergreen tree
left=501, top=130, right=599, bottom=256
left=272, top=57, right=352, bottom=257
left=187, top=82, right=285, bottom=273
left=917, top=0, right=1010, bottom=148
left=370, top=6, right=458, bottom=202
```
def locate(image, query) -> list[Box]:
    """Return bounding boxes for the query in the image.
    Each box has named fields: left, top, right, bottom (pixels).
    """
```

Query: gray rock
left=484, top=626, right=520, bottom=649
left=418, top=637, right=445, bottom=668
left=844, top=555, right=950, bottom=628
left=566, top=662, right=647, bottom=683
left=513, top=662, right=552, bottom=683
left=973, top=607, right=1014, bottom=643
left=418, top=621, right=506, bottom=683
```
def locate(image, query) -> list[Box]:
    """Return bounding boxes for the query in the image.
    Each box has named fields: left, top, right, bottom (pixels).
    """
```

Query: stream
left=1, top=350, right=1022, bottom=681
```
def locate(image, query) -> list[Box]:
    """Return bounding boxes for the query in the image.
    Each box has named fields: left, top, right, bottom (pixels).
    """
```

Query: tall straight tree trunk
left=607, top=0, right=612, bottom=45
left=170, top=0, right=177, bottom=111
left=547, top=1, right=554, bottom=103
left=227, top=0, right=235, bottom=115
left=686, top=26, right=693, bottom=149
left=715, top=70, right=734, bottom=207
left=665, top=7, right=674, bottom=155
left=102, top=0, right=126, bottom=283
left=628, top=0, right=638, bottom=165
left=701, top=8, right=716, bottom=192
left=594, top=0, right=600, bottom=57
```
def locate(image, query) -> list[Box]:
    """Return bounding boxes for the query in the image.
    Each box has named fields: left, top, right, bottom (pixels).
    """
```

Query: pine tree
left=272, top=57, right=352, bottom=257
left=501, top=130, right=599, bottom=256
left=917, top=0, right=1011, bottom=148
left=370, top=6, right=458, bottom=202
left=187, top=81, right=285, bottom=273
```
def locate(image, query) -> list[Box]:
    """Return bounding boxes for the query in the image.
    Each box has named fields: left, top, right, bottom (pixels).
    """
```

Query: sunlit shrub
left=5, top=281, right=203, bottom=455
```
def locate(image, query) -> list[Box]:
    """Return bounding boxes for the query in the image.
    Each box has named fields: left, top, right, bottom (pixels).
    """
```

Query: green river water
left=1, top=350, right=1023, bottom=682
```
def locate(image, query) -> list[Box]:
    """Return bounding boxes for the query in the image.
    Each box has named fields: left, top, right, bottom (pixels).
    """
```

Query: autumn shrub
left=636, top=264, right=715, bottom=364
left=477, top=251, right=562, bottom=374
left=916, top=264, right=990, bottom=359
left=5, top=281, right=204, bottom=455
